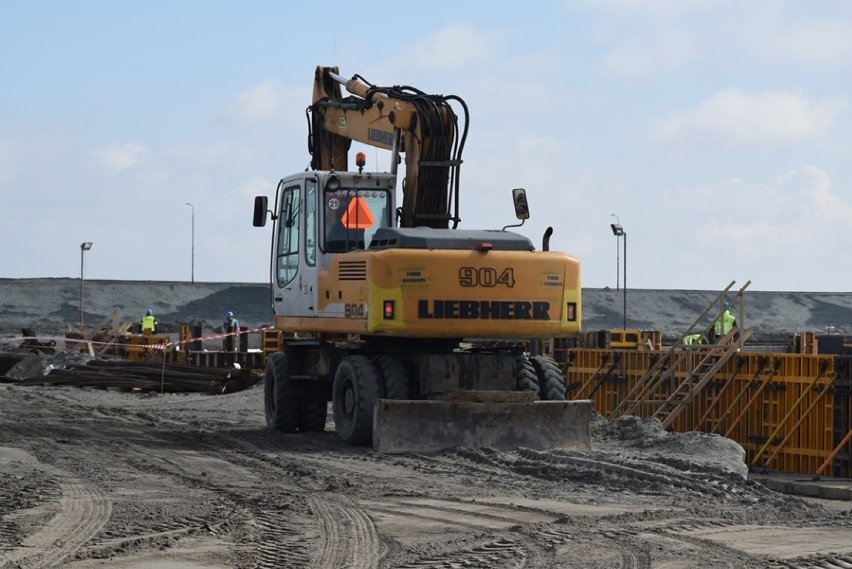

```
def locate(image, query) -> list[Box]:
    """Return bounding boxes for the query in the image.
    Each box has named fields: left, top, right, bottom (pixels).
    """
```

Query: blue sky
left=2, top=0, right=851, bottom=291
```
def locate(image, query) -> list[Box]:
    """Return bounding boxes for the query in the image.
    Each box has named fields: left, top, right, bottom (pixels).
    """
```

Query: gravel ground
left=3, top=278, right=852, bottom=567
left=1, top=382, right=851, bottom=569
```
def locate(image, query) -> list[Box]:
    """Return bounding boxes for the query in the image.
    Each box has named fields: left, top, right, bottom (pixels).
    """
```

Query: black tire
left=514, top=356, right=540, bottom=394
left=373, top=355, right=410, bottom=400
left=265, top=352, right=299, bottom=432
left=300, top=399, right=328, bottom=433
left=531, top=355, right=567, bottom=401
left=332, top=355, right=381, bottom=446
left=289, top=349, right=327, bottom=433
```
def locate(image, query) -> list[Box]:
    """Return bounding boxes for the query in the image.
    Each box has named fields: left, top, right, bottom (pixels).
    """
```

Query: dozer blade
left=373, top=398, right=593, bottom=454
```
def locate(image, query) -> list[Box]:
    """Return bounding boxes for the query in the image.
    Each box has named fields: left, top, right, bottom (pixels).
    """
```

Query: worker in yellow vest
left=713, top=303, right=737, bottom=342
left=683, top=333, right=705, bottom=346
left=140, top=309, right=158, bottom=335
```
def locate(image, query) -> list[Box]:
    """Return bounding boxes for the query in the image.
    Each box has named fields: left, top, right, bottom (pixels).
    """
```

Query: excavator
left=252, top=66, right=591, bottom=453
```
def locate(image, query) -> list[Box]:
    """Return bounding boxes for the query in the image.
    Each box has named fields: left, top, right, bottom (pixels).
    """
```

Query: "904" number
left=458, top=267, right=515, bottom=288
left=344, top=303, right=365, bottom=318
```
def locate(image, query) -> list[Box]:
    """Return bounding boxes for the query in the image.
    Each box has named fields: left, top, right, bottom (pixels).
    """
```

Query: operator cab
left=253, top=169, right=395, bottom=318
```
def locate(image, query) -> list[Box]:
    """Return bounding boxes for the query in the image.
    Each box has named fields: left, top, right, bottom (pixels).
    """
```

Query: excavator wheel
left=332, top=355, right=381, bottom=446
left=300, top=398, right=328, bottom=432
left=373, top=355, right=410, bottom=400
left=530, top=355, right=567, bottom=401
left=514, top=356, right=541, bottom=394
left=265, top=352, right=299, bottom=432
left=286, top=349, right=327, bottom=433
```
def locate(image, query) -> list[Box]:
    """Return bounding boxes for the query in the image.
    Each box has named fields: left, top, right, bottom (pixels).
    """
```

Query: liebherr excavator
left=252, top=66, right=591, bottom=453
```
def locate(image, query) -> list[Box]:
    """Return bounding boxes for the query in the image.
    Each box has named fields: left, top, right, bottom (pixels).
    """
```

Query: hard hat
left=146, top=309, right=153, bottom=315
left=723, top=301, right=730, bottom=309
left=227, top=311, right=234, bottom=317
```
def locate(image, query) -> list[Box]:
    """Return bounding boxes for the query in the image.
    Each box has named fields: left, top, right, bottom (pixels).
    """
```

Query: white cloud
left=574, top=0, right=715, bottom=19
left=385, top=24, right=503, bottom=72
left=167, top=141, right=259, bottom=171
left=234, top=79, right=287, bottom=121
left=651, top=89, right=846, bottom=147
left=94, top=143, right=147, bottom=171
left=779, top=166, right=852, bottom=226
left=232, top=78, right=310, bottom=123
left=573, top=1, right=852, bottom=76
left=570, top=0, right=716, bottom=77
left=235, top=176, right=274, bottom=199
left=599, top=29, right=695, bottom=77
left=679, top=167, right=848, bottom=257
left=751, top=20, right=852, bottom=66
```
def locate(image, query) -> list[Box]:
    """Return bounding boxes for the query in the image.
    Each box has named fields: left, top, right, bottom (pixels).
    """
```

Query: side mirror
left=512, top=188, right=530, bottom=220
left=253, top=196, right=268, bottom=227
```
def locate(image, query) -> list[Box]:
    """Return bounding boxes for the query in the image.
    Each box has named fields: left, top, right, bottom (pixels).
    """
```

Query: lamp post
left=185, top=202, right=195, bottom=283
left=80, top=241, right=93, bottom=332
left=610, top=214, right=620, bottom=291
left=609, top=223, right=626, bottom=330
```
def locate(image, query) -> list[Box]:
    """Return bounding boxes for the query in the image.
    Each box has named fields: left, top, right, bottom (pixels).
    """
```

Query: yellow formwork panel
left=566, top=348, right=842, bottom=477
left=125, top=334, right=168, bottom=363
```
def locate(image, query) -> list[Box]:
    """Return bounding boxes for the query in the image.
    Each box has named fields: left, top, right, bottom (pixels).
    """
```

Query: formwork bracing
left=556, top=278, right=852, bottom=478
left=565, top=348, right=852, bottom=478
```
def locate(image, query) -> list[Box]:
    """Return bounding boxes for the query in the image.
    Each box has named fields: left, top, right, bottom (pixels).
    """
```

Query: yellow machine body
left=274, top=247, right=581, bottom=339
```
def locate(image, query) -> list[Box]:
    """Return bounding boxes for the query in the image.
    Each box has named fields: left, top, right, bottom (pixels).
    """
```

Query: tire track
left=309, top=496, right=380, bottom=569
left=0, top=446, right=112, bottom=569
left=394, top=538, right=526, bottom=569
left=126, top=431, right=382, bottom=569
left=208, top=436, right=383, bottom=568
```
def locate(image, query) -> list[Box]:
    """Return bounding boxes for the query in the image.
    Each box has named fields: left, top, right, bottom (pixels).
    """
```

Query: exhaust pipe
left=542, top=226, right=553, bottom=251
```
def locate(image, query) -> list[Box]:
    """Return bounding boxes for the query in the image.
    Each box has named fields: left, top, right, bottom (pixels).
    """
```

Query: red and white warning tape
left=2, top=325, right=276, bottom=352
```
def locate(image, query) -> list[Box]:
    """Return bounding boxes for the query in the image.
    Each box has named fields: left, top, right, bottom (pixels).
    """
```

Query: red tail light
left=383, top=300, right=395, bottom=319
left=566, top=302, right=577, bottom=321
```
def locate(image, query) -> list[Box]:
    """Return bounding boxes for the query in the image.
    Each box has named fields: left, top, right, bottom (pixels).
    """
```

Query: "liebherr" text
left=417, top=300, right=550, bottom=320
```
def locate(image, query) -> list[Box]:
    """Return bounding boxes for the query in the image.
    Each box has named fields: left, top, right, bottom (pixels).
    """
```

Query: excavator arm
left=309, top=66, right=468, bottom=229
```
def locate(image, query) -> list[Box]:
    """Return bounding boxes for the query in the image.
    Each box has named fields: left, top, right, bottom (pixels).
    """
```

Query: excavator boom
left=310, top=65, right=467, bottom=229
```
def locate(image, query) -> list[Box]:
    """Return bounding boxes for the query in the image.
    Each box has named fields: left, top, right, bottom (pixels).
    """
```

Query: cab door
left=272, top=182, right=302, bottom=318
left=298, top=178, right=318, bottom=316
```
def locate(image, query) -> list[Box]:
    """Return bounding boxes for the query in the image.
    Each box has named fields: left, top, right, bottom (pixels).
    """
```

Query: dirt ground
left=3, top=278, right=852, bottom=567
left=2, top=381, right=851, bottom=569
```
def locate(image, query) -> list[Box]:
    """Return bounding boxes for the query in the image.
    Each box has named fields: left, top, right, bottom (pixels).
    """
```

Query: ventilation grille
left=339, top=261, right=367, bottom=281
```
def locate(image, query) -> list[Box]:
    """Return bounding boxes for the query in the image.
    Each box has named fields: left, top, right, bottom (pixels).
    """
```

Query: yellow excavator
left=252, top=66, right=590, bottom=453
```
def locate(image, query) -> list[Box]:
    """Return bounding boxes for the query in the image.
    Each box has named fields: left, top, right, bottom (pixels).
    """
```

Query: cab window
left=305, top=179, right=316, bottom=266
left=276, top=186, right=300, bottom=287
left=323, top=188, right=391, bottom=252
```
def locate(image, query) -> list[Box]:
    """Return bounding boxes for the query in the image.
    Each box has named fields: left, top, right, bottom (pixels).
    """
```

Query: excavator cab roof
left=368, top=227, right=534, bottom=251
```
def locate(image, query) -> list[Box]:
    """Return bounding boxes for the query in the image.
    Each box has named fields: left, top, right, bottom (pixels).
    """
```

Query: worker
left=713, top=302, right=737, bottom=343
left=140, top=309, right=158, bottom=335
left=682, top=333, right=705, bottom=346
left=222, top=311, right=240, bottom=357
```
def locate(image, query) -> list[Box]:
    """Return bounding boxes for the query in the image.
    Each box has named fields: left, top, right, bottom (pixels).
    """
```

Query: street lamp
left=80, top=241, right=93, bottom=332
left=185, top=202, right=195, bottom=283
left=609, top=223, right=626, bottom=331
left=610, top=214, right=620, bottom=291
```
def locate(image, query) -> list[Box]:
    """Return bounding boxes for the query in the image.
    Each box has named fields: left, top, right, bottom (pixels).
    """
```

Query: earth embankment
left=3, top=278, right=851, bottom=341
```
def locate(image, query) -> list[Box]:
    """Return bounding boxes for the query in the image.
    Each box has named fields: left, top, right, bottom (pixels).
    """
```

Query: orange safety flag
left=341, top=196, right=374, bottom=229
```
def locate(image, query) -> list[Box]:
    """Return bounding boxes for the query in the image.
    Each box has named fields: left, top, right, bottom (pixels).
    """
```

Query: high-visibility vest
left=683, top=333, right=703, bottom=345
left=714, top=310, right=736, bottom=334
left=141, top=315, right=156, bottom=331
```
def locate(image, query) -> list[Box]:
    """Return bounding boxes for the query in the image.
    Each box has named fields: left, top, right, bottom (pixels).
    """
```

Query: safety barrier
left=5, top=326, right=275, bottom=370
left=566, top=348, right=852, bottom=478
